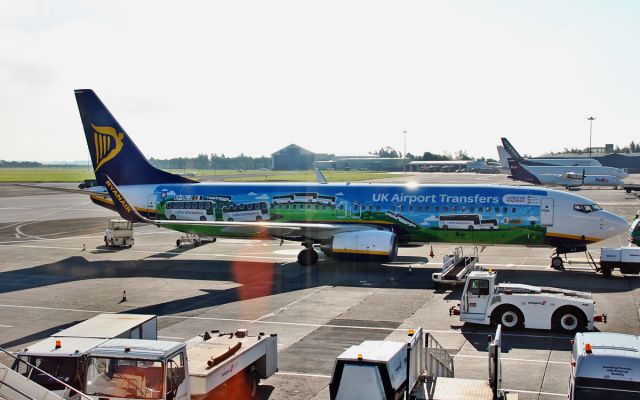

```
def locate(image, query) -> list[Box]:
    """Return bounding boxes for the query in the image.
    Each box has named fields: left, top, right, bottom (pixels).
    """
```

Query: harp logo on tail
left=92, top=124, right=124, bottom=171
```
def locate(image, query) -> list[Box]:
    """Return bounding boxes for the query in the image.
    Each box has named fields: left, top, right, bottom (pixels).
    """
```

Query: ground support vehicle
left=623, top=184, right=640, bottom=193
left=329, top=326, right=516, bottom=400
left=432, top=246, right=480, bottom=285
left=599, top=247, right=640, bottom=277
left=449, top=270, right=606, bottom=333
left=81, top=329, right=277, bottom=399
left=569, top=332, right=640, bottom=399
left=104, top=220, right=134, bottom=247
left=11, top=314, right=157, bottom=397
left=176, top=233, right=216, bottom=247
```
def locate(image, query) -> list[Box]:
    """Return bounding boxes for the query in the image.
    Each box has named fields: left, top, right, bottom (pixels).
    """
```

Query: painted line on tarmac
left=0, top=324, right=13, bottom=328
left=503, top=388, right=565, bottom=397
left=0, top=243, right=298, bottom=261
left=0, top=200, right=92, bottom=232
left=454, top=354, right=569, bottom=365
left=0, top=303, right=573, bottom=341
left=275, top=371, right=331, bottom=379
left=157, top=335, right=185, bottom=340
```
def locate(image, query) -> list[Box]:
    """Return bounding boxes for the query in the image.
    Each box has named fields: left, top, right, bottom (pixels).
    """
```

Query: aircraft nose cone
left=601, top=212, right=629, bottom=237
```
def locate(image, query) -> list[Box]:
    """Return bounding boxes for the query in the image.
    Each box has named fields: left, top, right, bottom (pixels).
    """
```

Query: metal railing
left=0, top=346, right=93, bottom=400
left=424, top=333, right=454, bottom=379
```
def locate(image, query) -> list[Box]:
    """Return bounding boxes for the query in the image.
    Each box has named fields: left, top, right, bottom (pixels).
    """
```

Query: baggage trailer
left=600, top=247, right=640, bottom=277
left=433, top=246, right=480, bottom=285
left=81, top=329, right=277, bottom=399
left=449, top=270, right=606, bottom=333
left=104, top=219, right=134, bottom=247
left=329, top=326, right=516, bottom=400
left=569, top=332, right=640, bottom=399
left=11, top=314, right=157, bottom=397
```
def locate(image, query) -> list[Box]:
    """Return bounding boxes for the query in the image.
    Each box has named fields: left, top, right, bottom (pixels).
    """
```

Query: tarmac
left=0, top=173, right=638, bottom=400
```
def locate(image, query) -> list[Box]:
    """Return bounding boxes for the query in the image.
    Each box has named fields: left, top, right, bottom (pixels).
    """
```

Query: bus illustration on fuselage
left=439, top=214, right=498, bottom=230
left=272, top=193, right=336, bottom=206
left=165, top=200, right=216, bottom=221
left=222, top=201, right=270, bottom=221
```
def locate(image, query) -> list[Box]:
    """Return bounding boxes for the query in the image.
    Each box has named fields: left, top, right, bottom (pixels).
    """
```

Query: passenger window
left=468, top=279, right=490, bottom=296
left=494, top=207, right=499, bottom=213
left=435, top=206, right=440, bottom=212
left=462, top=206, right=467, bottom=212
left=469, top=207, right=474, bottom=212
left=486, top=207, right=491, bottom=212
left=512, top=207, right=516, bottom=213
left=503, top=207, right=508, bottom=213
left=409, top=206, right=414, bottom=212
left=376, top=205, right=381, bottom=211
left=416, top=206, right=422, bottom=212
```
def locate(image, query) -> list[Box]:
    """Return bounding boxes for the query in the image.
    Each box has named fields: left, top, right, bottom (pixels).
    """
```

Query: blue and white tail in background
left=74, top=89, right=197, bottom=187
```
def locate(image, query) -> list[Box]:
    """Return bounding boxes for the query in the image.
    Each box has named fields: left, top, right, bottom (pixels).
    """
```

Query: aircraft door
left=540, top=198, right=554, bottom=226
left=462, top=278, right=491, bottom=315
left=147, top=194, right=157, bottom=220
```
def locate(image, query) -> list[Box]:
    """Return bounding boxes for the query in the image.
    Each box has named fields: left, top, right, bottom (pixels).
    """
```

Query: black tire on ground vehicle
left=169, top=215, right=176, bottom=220
left=442, top=224, right=448, bottom=230
left=297, top=248, right=318, bottom=266
left=228, top=217, right=234, bottom=221
left=552, top=306, right=586, bottom=334
left=626, top=188, right=632, bottom=193
left=468, top=225, right=474, bottom=230
left=491, top=305, right=524, bottom=330
left=199, top=216, right=206, bottom=221
left=601, top=267, right=612, bottom=278
left=256, top=216, right=262, bottom=221
left=176, top=239, right=181, bottom=247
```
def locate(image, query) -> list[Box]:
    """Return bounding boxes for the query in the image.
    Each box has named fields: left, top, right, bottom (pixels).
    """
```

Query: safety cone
left=121, top=290, right=127, bottom=302
left=429, top=245, right=434, bottom=258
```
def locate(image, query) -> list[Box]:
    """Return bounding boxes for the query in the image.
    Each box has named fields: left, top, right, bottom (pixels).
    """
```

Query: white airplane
left=507, top=158, right=627, bottom=190
left=499, top=138, right=602, bottom=167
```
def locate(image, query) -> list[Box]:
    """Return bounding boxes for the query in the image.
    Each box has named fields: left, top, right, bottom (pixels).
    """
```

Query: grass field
left=0, top=168, right=407, bottom=183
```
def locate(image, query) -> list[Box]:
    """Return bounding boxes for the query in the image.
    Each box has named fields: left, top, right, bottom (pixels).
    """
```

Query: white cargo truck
left=449, top=270, right=606, bottom=333
left=599, top=247, right=640, bottom=277
left=81, top=329, right=277, bottom=400
left=569, top=332, right=640, bottom=399
left=329, top=326, right=517, bottom=400
left=12, top=314, right=157, bottom=397
left=104, top=219, right=134, bottom=247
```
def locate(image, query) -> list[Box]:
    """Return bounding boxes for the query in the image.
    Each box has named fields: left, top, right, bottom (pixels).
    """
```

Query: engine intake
left=322, top=231, right=398, bottom=262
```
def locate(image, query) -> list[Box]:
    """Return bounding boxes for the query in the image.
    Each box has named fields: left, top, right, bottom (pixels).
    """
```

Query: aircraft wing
left=14, top=183, right=110, bottom=198
left=102, top=175, right=380, bottom=241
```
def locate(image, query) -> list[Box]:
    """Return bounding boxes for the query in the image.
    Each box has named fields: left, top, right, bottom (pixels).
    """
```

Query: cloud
left=247, top=192, right=257, bottom=195
left=335, top=192, right=344, bottom=196
left=255, top=194, right=269, bottom=200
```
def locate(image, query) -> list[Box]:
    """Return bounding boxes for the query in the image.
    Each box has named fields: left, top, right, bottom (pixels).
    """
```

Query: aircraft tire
left=601, top=267, right=612, bottom=278
left=298, top=248, right=318, bottom=266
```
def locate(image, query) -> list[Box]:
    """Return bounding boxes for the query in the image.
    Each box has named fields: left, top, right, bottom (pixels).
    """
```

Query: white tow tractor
left=81, top=329, right=277, bottom=400
left=104, top=220, right=134, bottom=248
left=449, top=270, right=607, bottom=333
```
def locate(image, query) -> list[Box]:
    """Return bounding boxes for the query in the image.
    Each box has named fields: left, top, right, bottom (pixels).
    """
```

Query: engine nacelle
left=322, top=231, right=398, bottom=261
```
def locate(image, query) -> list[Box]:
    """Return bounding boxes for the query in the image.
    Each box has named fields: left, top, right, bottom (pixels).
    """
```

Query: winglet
left=103, top=175, right=150, bottom=223
left=314, top=168, right=328, bottom=184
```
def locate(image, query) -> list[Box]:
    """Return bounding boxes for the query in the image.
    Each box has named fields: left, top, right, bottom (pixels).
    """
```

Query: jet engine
left=321, top=230, right=398, bottom=261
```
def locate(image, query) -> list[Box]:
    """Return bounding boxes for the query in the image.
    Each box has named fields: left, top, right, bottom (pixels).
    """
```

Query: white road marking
left=0, top=200, right=92, bottom=232
left=0, top=324, right=13, bottom=328
left=275, top=371, right=331, bottom=379
left=0, top=303, right=573, bottom=340
left=454, top=354, right=569, bottom=365
left=157, top=335, right=184, bottom=340
left=503, top=388, right=566, bottom=397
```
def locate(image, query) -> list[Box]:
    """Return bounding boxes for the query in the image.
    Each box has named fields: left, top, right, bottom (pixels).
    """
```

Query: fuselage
left=90, top=182, right=629, bottom=248
left=521, top=164, right=628, bottom=179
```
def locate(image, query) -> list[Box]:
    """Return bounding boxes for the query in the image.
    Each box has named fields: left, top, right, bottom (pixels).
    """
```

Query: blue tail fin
left=75, top=89, right=197, bottom=186
left=501, top=138, right=525, bottom=162
left=507, top=158, right=541, bottom=184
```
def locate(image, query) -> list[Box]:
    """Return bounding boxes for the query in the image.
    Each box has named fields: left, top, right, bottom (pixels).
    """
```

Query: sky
left=1, top=0, right=639, bottom=162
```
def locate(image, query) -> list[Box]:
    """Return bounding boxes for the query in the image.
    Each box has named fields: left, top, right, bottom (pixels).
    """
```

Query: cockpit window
left=574, top=204, right=601, bottom=213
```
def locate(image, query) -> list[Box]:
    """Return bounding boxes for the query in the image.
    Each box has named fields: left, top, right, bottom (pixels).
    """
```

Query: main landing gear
left=297, top=242, right=319, bottom=266
left=550, top=245, right=588, bottom=271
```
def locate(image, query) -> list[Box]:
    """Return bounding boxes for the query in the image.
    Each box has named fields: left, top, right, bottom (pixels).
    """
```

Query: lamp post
left=587, top=116, right=596, bottom=158
left=403, top=130, right=407, bottom=172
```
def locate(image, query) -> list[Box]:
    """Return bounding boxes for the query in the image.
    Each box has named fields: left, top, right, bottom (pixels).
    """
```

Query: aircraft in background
left=67, top=89, right=628, bottom=269
left=507, top=158, right=626, bottom=190
left=500, top=137, right=602, bottom=167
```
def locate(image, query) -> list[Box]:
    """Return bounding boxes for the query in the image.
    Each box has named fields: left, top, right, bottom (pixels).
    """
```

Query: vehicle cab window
left=574, top=204, right=601, bottom=213
left=467, top=279, right=490, bottom=296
